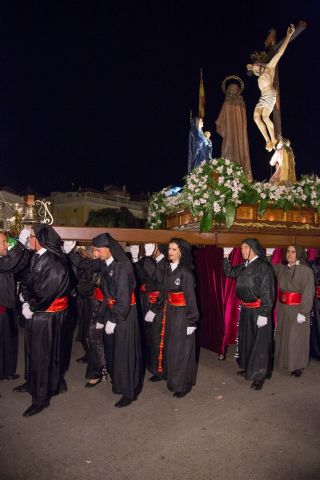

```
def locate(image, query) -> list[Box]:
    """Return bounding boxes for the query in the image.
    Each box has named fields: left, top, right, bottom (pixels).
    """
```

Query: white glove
left=19, top=292, right=25, bottom=303
left=22, top=302, right=33, bottom=319
left=297, top=313, right=306, bottom=324
left=144, top=243, right=155, bottom=257
left=223, top=247, right=233, bottom=258
left=257, top=315, right=268, bottom=328
left=19, top=228, right=31, bottom=247
left=96, top=322, right=104, bottom=329
left=145, top=310, right=156, bottom=323
left=105, top=321, right=116, bottom=334
left=187, top=326, right=196, bottom=335
left=129, top=245, right=140, bottom=262
left=266, top=248, right=275, bottom=256
left=63, top=240, right=76, bottom=254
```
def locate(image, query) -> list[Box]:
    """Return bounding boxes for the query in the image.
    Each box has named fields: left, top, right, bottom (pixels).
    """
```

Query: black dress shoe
left=85, top=377, right=102, bottom=388
left=23, top=403, right=49, bottom=417
left=76, top=355, right=87, bottom=364
left=148, top=375, right=162, bottom=382
left=13, top=382, right=29, bottom=393
left=0, top=374, right=20, bottom=381
left=291, top=369, right=302, bottom=377
left=236, top=370, right=246, bottom=377
left=114, top=396, right=136, bottom=408
left=250, top=380, right=264, bottom=390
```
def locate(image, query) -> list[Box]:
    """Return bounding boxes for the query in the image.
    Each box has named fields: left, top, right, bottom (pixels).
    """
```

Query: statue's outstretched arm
left=268, top=24, right=295, bottom=68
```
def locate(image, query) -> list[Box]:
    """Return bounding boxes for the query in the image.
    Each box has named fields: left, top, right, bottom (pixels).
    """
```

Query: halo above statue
left=222, top=75, right=244, bottom=97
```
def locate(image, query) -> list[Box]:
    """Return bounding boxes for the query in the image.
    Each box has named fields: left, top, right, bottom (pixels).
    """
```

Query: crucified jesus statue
left=247, top=24, right=295, bottom=152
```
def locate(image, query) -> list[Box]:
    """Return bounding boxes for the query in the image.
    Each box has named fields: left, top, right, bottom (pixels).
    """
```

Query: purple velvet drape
left=193, top=246, right=225, bottom=353
left=222, top=248, right=242, bottom=350
left=193, top=246, right=319, bottom=354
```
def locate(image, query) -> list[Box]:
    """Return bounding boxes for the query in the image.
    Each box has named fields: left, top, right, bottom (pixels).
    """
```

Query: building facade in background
left=49, top=185, right=148, bottom=226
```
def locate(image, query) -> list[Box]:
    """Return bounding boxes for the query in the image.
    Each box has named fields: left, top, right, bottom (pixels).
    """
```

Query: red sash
left=167, top=291, right=186, bottom=306
left=93, top=287, right=104, bottom=302
left=45, top=296, right=68, bottom=312
left=0, top=305, right=6, bottom=314
left=279, top=291, right=302, bottom=305
left=105, top=291, right=136, bottom=308
left=147, top=291, right=160, bottom=304
left=316, top=286, right=320, bottom=299
left=140, top=284, right=147, bottom=293
left=240, top=299, right=261, bottom=309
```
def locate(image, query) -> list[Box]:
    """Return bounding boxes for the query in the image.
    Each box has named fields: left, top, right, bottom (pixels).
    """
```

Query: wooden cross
left=264, top=21, right=306, bottom=140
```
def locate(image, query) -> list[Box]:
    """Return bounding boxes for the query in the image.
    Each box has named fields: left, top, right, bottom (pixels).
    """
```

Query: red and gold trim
left=316, top=286, right=320, bottom=299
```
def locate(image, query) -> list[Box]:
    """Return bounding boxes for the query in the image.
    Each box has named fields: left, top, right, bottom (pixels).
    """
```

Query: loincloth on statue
left=256, top=90, right=276, bottom=111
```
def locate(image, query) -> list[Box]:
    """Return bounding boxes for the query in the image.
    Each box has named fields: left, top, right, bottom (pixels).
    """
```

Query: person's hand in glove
left=96, top=322, right=104, bottom=329
left=257, top=315, right=268, bottom=328
left=129, top=244, right=140, bottom=263
left=145, top=310, right=156, bottom=323
left=63, top=240, right=76, bottom=254
left=187, top=326, right=196, bottom=335
left=19, top=227, right=31, bottom=248
left=105, top=321, right=116, bottom=334
left=223, top=247, right=233, bottom=258
left=297, top=313, right=306, bottom=324
left=22, top=302, right=33, bottom=319
left=144, top=243, right=155, bottom=257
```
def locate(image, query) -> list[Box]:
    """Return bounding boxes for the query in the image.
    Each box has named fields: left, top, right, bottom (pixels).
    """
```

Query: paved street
left=1, top=333, right=320, bottom=480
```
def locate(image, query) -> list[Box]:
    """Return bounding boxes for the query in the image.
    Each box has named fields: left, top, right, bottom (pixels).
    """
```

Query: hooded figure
left=224, top=238, right=275, bottom=390
left=274, top=245, right=315, bottom=376
left=92, top=233, right=143, bottom=407
left=187, top=117, right=209, bottom=172
left=17, top=224, right=73, bottom=417
left=146, top=237, right=199, bottom=396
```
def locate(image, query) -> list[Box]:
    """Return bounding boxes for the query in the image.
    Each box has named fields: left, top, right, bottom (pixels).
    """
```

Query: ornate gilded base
left=165, top=205, right=319, bottom=234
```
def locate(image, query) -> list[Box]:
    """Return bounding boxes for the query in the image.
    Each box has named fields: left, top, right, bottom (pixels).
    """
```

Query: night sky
left=1, top=1, right=319, bottom=196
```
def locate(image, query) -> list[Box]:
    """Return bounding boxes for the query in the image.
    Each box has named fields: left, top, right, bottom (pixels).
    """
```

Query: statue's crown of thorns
left=250, top=50, right=268, bottom=64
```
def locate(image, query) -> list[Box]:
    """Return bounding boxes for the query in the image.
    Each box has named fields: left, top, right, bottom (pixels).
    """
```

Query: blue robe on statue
left=188, top=118, right=209, bottom=172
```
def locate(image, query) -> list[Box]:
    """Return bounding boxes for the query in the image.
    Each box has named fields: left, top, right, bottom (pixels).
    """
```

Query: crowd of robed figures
left=0, top=225, right=320, bottom=416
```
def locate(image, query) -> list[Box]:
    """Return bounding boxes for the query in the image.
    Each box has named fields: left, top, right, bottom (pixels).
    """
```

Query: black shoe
left=148, top=375, right=162, bottom=382
left=266, top=372, right=272, bottom=379
left=291, top=369, right=302, bottom=377
left=76, top=355, right=87, bottom=364
left=13, top=382, right=29, bottom=393
left=0, top=374, right=20, bottom=381
left=114, top=396, right=136, bottom=408
left=237, top=370, right=246, bottom=377
left=250, top=380, right=264, bottom=390
left=85, top=377, right=102, bottom=388
left=23, top=403, right=49, bottom=417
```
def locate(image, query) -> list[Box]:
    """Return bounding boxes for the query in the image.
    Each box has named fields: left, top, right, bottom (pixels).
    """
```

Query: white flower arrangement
left=147, top=159, right=320, bottom=231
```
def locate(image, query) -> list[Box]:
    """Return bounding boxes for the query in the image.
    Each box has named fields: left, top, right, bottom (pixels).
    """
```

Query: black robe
left=23, top=250, right=73, bottom=406
left=100, top=259, right=143, bottom=400
left=158, top=264, right=199, bottom=394
left=69, top=252, right=108, bottom=379
left=224, top=257, right=275, bottom=382
left=146, top=255, right=168, bottom=376
left=310, top=258, right=320, bottom=360
left=0, top=243, right=30, bottom=378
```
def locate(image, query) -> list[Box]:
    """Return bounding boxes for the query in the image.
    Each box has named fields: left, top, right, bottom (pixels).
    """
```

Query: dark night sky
left=1, top=1, right=320, bottom=196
